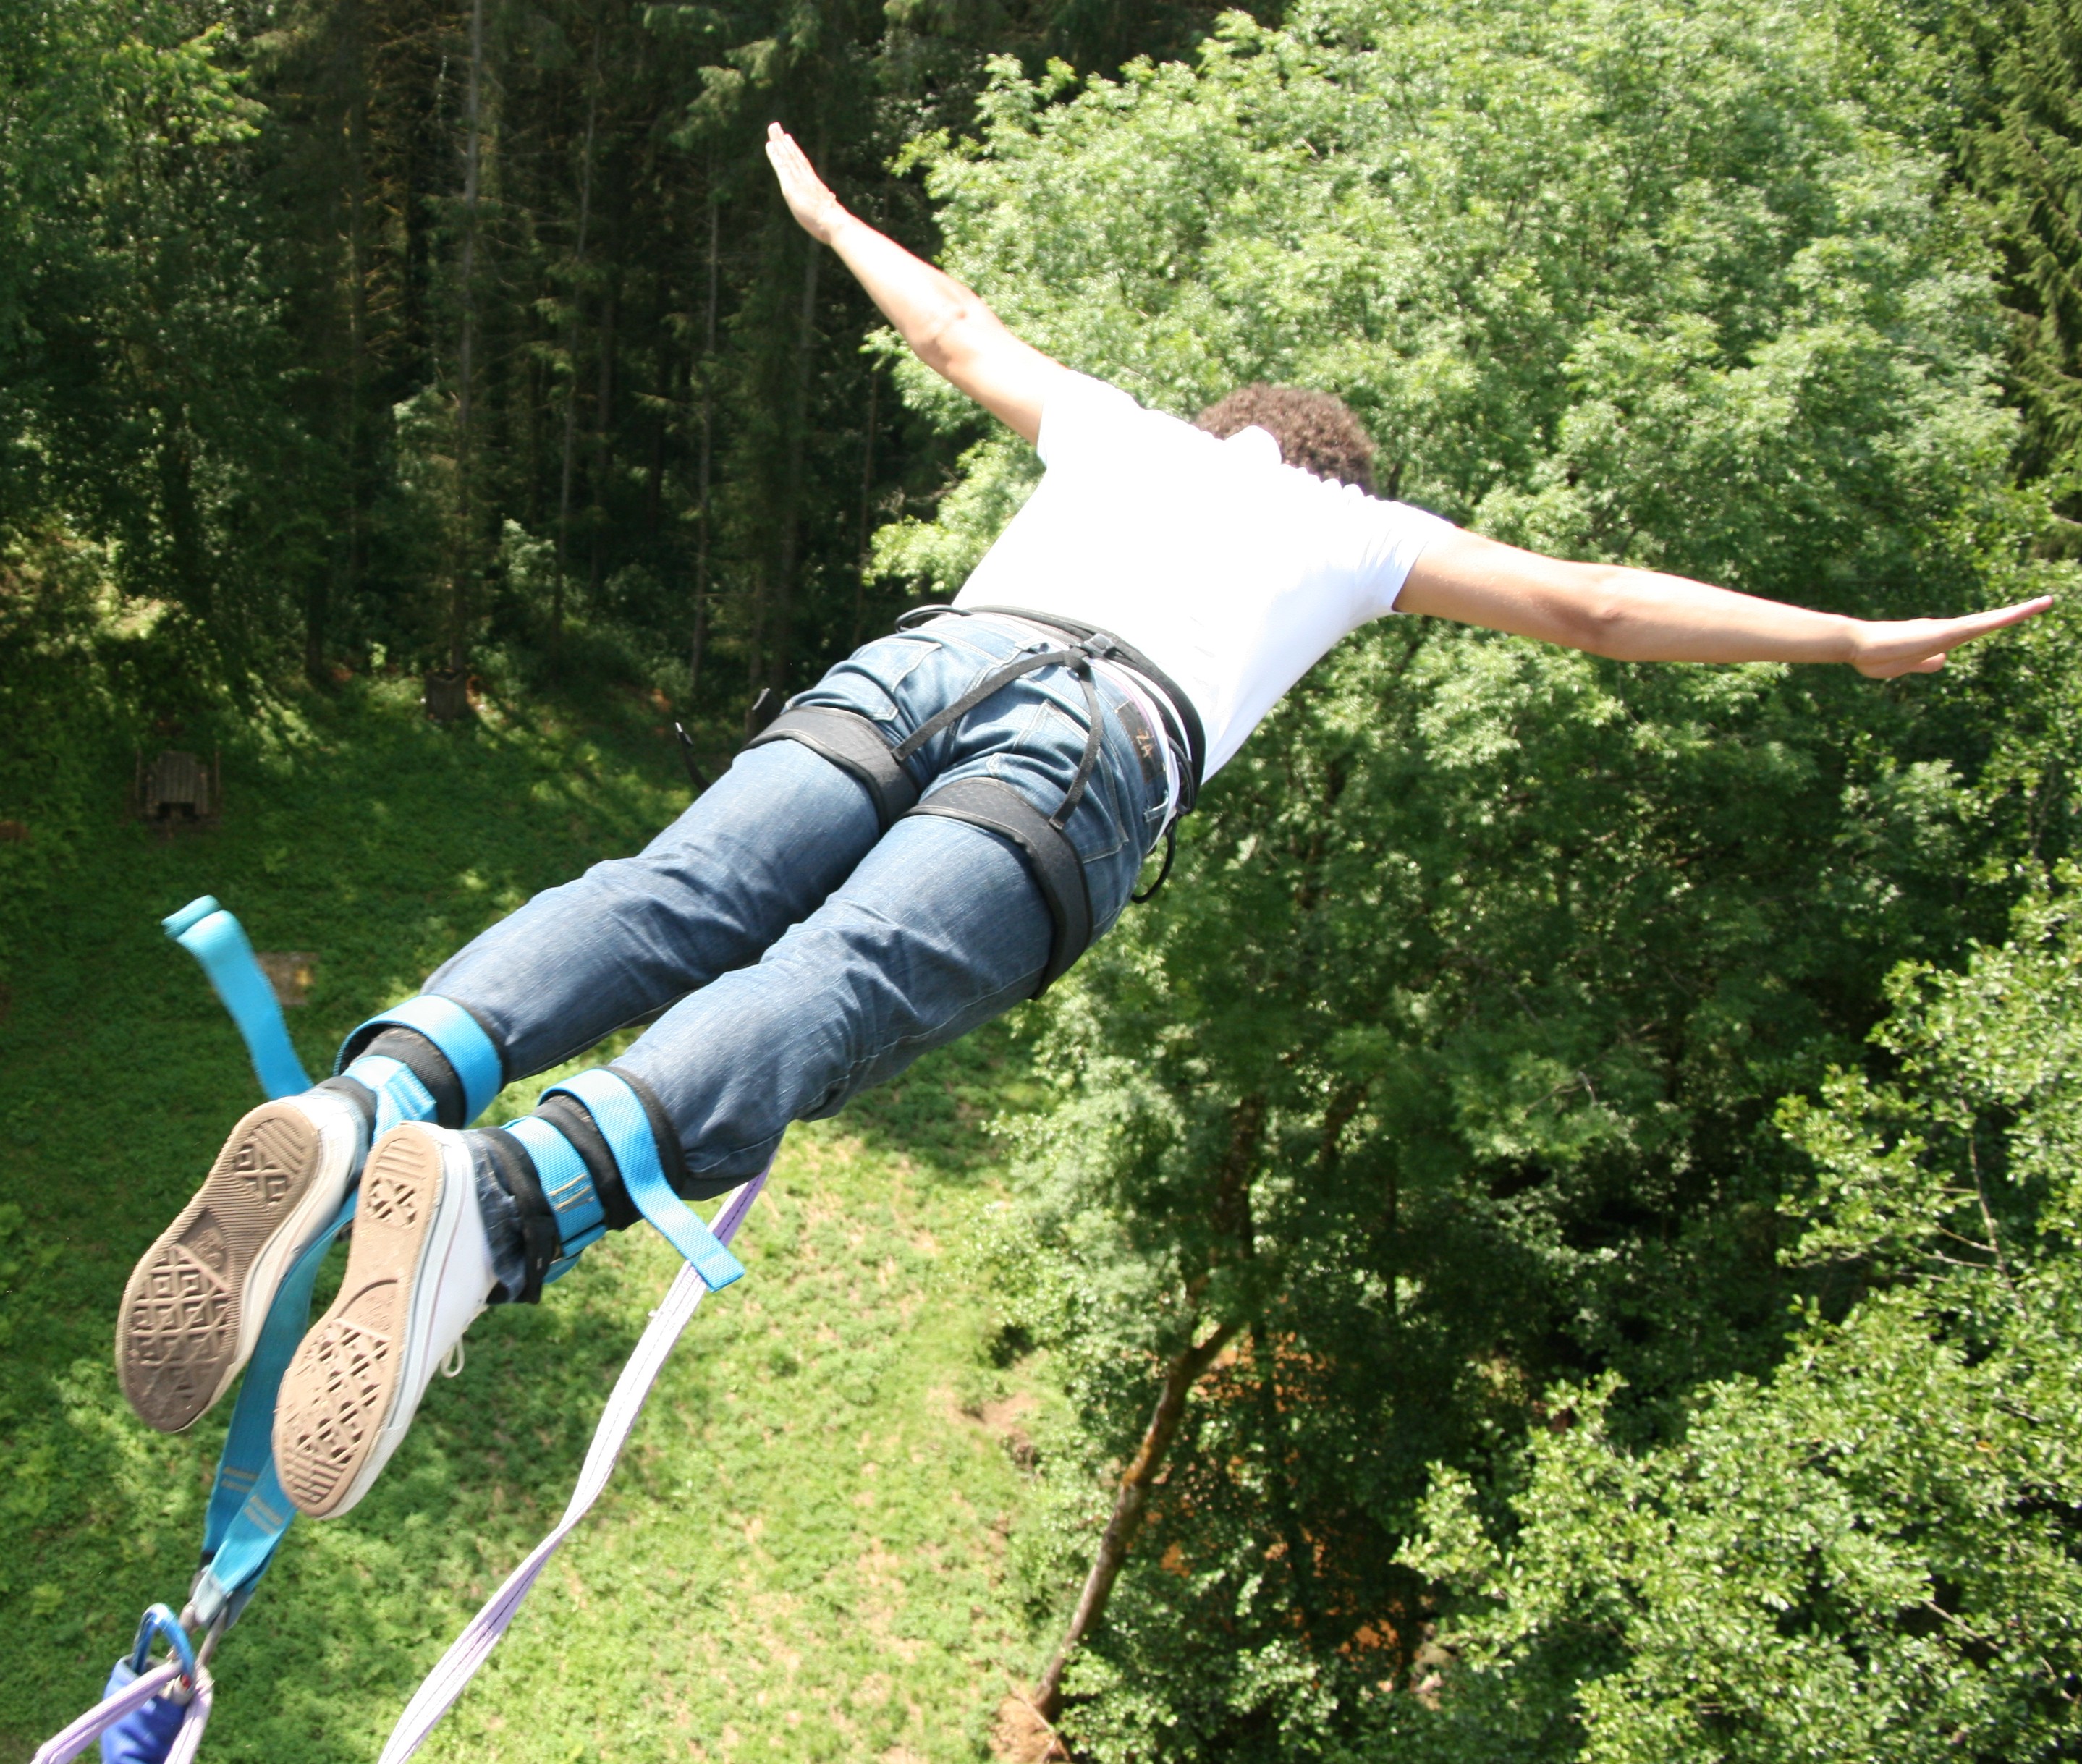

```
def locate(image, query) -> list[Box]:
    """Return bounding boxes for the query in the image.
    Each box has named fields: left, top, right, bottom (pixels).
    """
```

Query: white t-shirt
left=954, top=373, right=1453, bottom=779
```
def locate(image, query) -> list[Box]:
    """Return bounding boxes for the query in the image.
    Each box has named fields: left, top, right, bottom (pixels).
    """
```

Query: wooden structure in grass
left=135, top=749, right=223, bottom=835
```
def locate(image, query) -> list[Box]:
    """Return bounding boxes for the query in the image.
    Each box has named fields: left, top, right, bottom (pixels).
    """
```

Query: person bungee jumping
left=116, top=126, right=2048, bottom=1519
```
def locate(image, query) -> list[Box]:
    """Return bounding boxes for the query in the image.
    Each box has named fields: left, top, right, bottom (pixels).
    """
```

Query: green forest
left=10, top=0, right=2082, bottom=1758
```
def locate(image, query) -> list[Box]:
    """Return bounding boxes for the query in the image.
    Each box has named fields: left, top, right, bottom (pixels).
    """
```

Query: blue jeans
left=424, top=614, right=1172, bottom=1195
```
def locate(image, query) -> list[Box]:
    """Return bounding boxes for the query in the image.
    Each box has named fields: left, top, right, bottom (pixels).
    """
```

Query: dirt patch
left=254, top=950, right=318, bottom=1007
left=978, top=1391, right=1036, bottom=1430
left=980, top=1391, right=1038, bottom=1470
left=939, top=1383, right=1042, bottom=1472
left=991, top=1694, right=1069, bottom=1763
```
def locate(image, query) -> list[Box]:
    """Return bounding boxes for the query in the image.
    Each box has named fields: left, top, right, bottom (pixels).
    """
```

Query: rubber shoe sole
left=117, top=1098, right=350, bottom=1433
left=273, top=1124, right=484, bottom=1519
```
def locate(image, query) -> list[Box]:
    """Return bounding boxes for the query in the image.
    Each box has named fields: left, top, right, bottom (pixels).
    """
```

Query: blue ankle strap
left=505, top=1115, right=607, bottom=1279
left=542, top=1069, right=745, bottom=1291
left=344, top=1053, right=439, bottom=1139
left=337, top=994, right=504, bottom=1124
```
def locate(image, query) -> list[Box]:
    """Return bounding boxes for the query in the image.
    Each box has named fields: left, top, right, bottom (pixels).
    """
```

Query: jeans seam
left=839, top=966, right=1046, bottom=1098
left=843, top=631, right=945, bottom=720
left=971, top=713, right=1129, bottom=865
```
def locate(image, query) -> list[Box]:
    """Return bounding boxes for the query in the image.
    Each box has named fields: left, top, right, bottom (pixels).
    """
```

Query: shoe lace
left=439, top=1339, right=465, bottom=1379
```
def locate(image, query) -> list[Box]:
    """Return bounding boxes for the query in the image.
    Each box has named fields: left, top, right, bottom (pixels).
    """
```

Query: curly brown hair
left=1195, top=383, right=1376, bottom=492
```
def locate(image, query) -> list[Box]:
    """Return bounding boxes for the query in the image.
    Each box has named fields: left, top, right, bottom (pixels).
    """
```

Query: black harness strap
left=905, top=603, right=1207, bottom=809
left=478, top=1126, right=560, bottom=1305
left=1048, top=663, right=1106, bottom=831
left=887, top=641, right=1109, bottom=828
left=747, top=704, right=920, bottom=832
left=906, top=776, right=1094, bottom=996
left=890, top=644, right=1086, bottom=764
left=748, top=607, right=1197, bottom=995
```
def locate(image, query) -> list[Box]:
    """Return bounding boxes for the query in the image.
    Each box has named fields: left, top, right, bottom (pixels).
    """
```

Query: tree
left=0, top=0, right=305, bottom=679
left=1969, top=0, right=2082, bottom=491
left=907, top=1, right=2072, bottom=1753
left=1398, top=885, right=2082, bottom=1763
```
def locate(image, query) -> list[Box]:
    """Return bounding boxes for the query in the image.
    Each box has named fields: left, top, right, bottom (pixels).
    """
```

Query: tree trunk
left=690, top=182, right=718, bottom=706
left=767, top=218, right=821, bottom=695
left=1032, top=1317, right=1237, bottom=1723
left=646, top=394, right=665, bottom=540
left=159, top=419, right=208, bottom=627
left=586, top=274, right=617, bottom=602
left=553, top=19, right=601, bottom=663
left=851, top=359, right=879, bottom=648
left=310, top=0, right=371, bottom=688
left=449, top=0, right=487, bottom=679
left=342, top=0, right=370, bottom=671
left=1252, top=1319, right=1323, bottom=1637
left=1032, top=1092, right=1269, bottom=1722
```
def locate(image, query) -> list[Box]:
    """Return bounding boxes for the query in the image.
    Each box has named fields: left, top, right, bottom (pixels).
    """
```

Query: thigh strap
left=744, top=704, right=920, bottom=832
left=906, top=777, right=1094, bottom=998
left=747, top=700, right=1095, bottom=997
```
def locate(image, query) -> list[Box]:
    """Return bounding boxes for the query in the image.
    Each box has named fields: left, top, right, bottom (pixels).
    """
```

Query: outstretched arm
left=765, top=124, right=1070, bottom=444
left=1400, top=528, right=2050, bottom=677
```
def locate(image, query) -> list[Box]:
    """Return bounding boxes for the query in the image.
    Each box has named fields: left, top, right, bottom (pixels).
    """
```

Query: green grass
left=0, top=677, right=1055, bottom=1761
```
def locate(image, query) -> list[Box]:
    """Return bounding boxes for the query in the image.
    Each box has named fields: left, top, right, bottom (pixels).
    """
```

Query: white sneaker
left=118, top=1092, right=366, bottom=1433
left=272, top=1122, right=494, bottom=1518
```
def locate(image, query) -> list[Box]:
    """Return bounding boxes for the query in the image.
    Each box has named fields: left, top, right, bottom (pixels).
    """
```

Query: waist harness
left=745, top=605, right=1206, bottom=996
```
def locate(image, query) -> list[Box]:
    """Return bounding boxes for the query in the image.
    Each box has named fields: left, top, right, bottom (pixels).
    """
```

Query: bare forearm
left=764, top=124, right=1065, bottom=440
left=1552, top=564, right=1858, bottom=664
left=823, top=214, right=999, bottom=382
left=1400, top=530, right=2049, bottom=679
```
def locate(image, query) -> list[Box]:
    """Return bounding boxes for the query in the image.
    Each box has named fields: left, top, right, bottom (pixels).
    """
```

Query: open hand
left=1850, top=597, right=2054, bottom=677
left=766, top=124, right=845, bottom=245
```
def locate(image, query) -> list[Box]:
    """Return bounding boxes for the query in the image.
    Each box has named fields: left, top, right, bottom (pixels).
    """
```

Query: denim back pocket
left=814, top=631, right=948, bottom=725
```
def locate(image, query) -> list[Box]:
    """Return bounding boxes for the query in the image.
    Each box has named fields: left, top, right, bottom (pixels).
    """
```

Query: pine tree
left=1973, top=0, right=2082, bottom=488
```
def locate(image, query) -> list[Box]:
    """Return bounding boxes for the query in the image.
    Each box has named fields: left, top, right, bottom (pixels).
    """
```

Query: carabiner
left=125, top=1603, right=198, bottom=1685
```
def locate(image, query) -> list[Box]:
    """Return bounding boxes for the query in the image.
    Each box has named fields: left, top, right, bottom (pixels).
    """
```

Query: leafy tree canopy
left=1401, top=884, right=2082, bottom=1763
left=894, top=1, right=2082, bottom=1755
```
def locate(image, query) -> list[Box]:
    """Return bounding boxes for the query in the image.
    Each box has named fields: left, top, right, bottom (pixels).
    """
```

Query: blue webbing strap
left=505, top=1116, right=606, bottom=1284
left=190, top=1190, right=358, bottom=1626
left=542, top=1070, right=744, bottom=1291
left=159, top=899, right=352, bottom=1635
left=337, top=994, right=504, bottom=1124
left=163, top=897, right=313, bottom=1100
left=348, top=1053, right=441, bottom=1140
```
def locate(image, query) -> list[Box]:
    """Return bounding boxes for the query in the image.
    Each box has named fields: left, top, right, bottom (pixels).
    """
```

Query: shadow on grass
left=2, top=674, right=1048, bottom=1757
left=0, top=679, right=693, bottom=1747
left=837, top=1012, right=1051, bottom=1184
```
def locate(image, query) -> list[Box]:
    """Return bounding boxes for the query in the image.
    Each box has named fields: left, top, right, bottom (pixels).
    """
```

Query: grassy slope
left=0, top=679, right=1052, bottom=1761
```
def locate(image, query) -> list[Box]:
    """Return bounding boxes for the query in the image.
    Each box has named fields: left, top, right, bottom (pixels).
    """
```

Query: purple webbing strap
left=377, top=1165, right=771, bottom=1764
left=30, top=1663, right=212, bottom=1764
left=159, top=1674, right=214, bottom=1764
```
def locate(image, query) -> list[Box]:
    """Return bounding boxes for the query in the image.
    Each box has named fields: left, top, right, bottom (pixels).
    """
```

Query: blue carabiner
left=125, top=1603, right=198, bottom=1684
